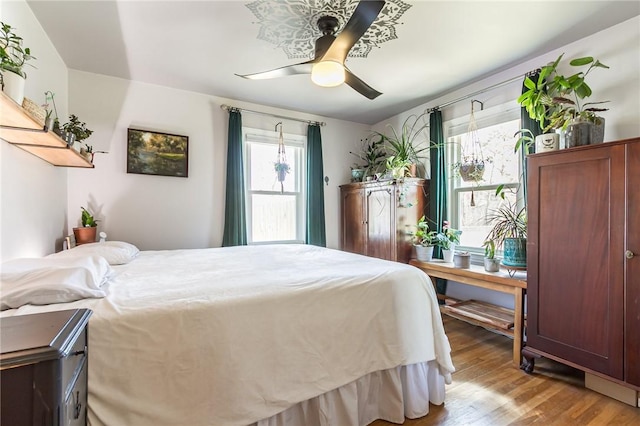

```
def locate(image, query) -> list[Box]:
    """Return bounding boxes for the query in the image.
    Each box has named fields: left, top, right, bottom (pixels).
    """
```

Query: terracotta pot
left=73, top=226, right=97, bottom=245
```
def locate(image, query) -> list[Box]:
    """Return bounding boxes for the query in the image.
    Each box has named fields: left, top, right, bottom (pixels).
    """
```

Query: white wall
left=375, top=16, right=640, bottom=309
left=66, top=71, right=370, bottom=250
left=1, top=0, right=70, bottom=261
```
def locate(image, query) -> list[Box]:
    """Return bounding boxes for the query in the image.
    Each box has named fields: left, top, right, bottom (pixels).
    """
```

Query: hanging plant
left=274, top=122, right=288, bottom=192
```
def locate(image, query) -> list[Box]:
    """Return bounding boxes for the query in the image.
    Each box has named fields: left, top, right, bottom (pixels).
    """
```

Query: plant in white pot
left=437, top=220, right=462, bottom=263
left=412, top=215, right=438, bottom=262
left=73, top=207, right=98, bottom=245
left=0, top=22, right=36, bottom=105
left=482, top=239, right=500, bottom=272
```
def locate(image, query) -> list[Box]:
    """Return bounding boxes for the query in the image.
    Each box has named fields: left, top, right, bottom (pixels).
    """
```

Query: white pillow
left=0, top=255, right=112, bottom=311
left=48, top=241, right=140, bottom=265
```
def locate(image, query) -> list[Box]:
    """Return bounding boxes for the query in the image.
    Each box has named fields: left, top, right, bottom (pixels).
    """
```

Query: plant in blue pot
left=486, top=202, right=527, bottom=268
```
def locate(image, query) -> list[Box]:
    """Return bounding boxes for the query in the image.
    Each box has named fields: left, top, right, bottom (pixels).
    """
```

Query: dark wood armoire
left=340, top=178, right=429, bottom=263
left=524, top=138, right=639, bottom=392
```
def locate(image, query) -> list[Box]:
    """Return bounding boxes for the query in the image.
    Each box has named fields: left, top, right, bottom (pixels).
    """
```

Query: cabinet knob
left=626, top=250, right=635, bottom=259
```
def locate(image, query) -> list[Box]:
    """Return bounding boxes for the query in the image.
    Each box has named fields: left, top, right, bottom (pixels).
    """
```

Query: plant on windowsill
left=437, top=220, right=462, bottom=263
left=411, top=215, right=439, bottom=262
left=482, top=239, right=500, bottom=272
left=73, top=206, right=98, bottom=245
left=485, top=202, right=527, bottom=268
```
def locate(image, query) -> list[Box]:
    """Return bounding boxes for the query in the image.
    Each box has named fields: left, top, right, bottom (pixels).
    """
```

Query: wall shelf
left=0, top=92, right=94, bottom=168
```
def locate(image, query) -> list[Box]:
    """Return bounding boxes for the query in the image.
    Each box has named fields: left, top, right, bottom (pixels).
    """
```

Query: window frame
left=243, top=128, right=306, bottom=245
left=444, top=103, right=524, bottom=255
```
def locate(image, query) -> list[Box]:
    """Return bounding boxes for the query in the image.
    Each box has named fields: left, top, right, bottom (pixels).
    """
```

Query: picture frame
left=127, top=128, right=189, bottom=177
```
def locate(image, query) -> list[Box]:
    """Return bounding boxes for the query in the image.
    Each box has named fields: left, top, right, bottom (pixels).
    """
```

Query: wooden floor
left=371, top=316, right=640, bottom=426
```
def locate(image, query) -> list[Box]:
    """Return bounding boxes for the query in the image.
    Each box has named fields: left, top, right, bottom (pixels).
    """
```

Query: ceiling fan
left=236, top=0, right=386, bottom=100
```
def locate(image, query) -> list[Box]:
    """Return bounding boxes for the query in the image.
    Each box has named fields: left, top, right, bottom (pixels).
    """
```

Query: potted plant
left=412, top=215, right=438, bottom=262
left=375, top=113, right=430, bottom=179
left=482, top=239, right=500, bottom=272
left=349, top=136, right=386, bottom=180
left=437, top=220, right=462, bottom=263
left=486, top=202, right=527, bottom=268
left=519, top=53, right=609, bottom=149
left=73, top=207, right=98, bottom=245
left=453, top=251, right=471, bottom=269
left=59, top=114, right=93, bottom=147
left=0, top=21, right=36, bottom=105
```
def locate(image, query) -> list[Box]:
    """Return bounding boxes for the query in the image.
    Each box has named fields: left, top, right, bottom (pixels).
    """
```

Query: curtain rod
left=220, top=104, right=326, bottom=126
left=426, top=73, right=528, bottom=113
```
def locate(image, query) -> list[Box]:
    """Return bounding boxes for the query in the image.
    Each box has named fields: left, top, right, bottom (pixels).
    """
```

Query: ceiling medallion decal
left=246, top=0, right=412, bottom=60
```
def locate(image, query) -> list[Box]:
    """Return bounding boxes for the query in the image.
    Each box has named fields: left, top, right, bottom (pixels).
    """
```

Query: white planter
left=415, top=245, right=434, bottom=262
left=1, top=71, right=25, bottom=105
left=484, top=257, right=500, bottom=272
left=535, top=133, right=559, bottom=152
left=442, top=247, right=455, bottom=263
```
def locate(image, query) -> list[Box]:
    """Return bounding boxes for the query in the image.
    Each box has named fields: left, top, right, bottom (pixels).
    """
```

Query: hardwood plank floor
left=371, top=316, right=640, bottom=426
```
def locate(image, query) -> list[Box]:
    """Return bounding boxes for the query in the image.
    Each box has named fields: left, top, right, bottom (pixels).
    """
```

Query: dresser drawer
left=63, top=356, right=88, bottom=426
left=62, top=328, right=87, bottom=397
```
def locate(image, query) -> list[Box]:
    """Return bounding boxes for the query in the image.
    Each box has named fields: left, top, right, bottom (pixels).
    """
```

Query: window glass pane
left=251, top=194, right=297, bottom=242
left=249, top=143, right=299, bottom=192
left=457, top=189, right=518, bottom=248
left=456, top=119, right=521, bottom=188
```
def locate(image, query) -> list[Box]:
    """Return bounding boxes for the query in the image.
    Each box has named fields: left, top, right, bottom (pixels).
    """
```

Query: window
left=445, top=105, right=522, bottom=252
left=244, top=129, right=306, bottom=244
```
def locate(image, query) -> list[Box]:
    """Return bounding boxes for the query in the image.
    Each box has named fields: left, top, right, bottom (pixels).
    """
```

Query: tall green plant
left=375, top=113, right=430, bottom=165
left=0, top=22, right=35, bottom=78
left=485, top=202, right=527, bottom=249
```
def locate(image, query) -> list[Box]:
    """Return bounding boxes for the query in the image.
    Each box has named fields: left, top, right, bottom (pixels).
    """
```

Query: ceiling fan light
left=311, top=61, right=345, bottom=87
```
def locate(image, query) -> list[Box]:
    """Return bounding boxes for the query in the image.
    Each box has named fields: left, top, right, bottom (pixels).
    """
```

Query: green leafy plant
left=485, top=203, right=527, bottom=249
left=518, top=53, right=609, bottom=133
left=375, top=113, right=431, bottom=177
left=274, top=161, right=290, bottom=173
left=483, top=239, right=496, bottom=259
left=81, top=207, right=98, bottom=227
left=438, top=220, right=462, bottom=250
left=0, top=21, right=36, bottom=80
left=411, top=215, right=438, bottom=246
left=61, top=114, right=93, bottom=142
left=350, top=136, right=386, bottom=177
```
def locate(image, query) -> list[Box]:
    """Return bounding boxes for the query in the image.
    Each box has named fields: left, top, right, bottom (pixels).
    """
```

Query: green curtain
left=222, top=109, right=247, bottom=246
left=520, top=71, right=542, bottom=206
left=305, top=124, right=326, bottom=246
left=429, top=109, right=448, bottom=301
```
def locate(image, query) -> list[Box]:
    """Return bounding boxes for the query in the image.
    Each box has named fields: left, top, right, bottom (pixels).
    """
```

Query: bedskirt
left=254, top=361, right=445, bottom=426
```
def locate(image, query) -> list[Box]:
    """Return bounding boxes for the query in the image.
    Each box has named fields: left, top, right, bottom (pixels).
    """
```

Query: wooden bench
left=410, top=259, right=527, bottom=366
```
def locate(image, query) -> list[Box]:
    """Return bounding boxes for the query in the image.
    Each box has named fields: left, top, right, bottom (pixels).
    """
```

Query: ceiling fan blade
left=321, top=0, right=385, bottom=63
left=236, top=61, right=314, bottom=80
left=344, top=67, right=382, bottom=100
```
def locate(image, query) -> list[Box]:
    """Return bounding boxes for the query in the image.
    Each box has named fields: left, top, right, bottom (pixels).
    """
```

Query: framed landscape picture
left=127, top=128, right=189, bottom=177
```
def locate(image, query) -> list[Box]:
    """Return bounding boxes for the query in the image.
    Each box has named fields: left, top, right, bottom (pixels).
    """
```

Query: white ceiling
left=27, top=0, right=640, bottom=125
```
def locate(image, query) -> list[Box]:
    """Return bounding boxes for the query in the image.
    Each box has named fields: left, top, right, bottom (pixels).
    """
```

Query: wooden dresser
left=340, top=178, right=428, bottom=263
left=524, top=138, right=639, bottom=404
left=1, top=309, right=92, bottom=425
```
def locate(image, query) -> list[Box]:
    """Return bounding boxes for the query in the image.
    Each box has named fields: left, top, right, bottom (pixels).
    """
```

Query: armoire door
left=365, top=186, right=395, bottom=261
left=625, top=141, right=640, bottom=386
left=527, top=144, right=625, bottom=379
left=341, top=185, right=365, bottom=255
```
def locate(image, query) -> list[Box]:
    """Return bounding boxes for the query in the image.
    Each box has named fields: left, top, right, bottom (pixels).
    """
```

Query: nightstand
left=1, top=309, right=92, bottom=426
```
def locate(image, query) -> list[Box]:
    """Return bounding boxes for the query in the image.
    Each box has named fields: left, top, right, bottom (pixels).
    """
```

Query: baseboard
left=585, top=373, right=639, bottom=407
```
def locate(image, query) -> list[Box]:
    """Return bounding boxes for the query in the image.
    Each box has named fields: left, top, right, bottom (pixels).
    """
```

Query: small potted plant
left=60, top=114, right=93, bottom=147
left=375, top=113, right=430, bottom=179
left=0, top=21, right=36, bottom=104
left=453, top=251, right=471, bottom=269
left=350, top=136, right=385, bottom=181
left=437, top=220, right=462, bottom=263
left=482, top=239, right=500, bottom=272
left=486, top=202, right=527, bottom=268
left=73, top=207, right=98, bottom=245
left=412, top=215, right=438, bottom=262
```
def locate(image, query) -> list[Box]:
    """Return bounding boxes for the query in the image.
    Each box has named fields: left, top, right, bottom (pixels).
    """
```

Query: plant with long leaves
left=485, top=202, right=527, bottom=249
left=375, top=112, right=430, bottom=166
left=81, top=207, right=98, bottom=227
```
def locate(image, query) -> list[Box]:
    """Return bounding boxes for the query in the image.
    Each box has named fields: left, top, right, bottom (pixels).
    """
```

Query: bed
left=1, top=243, right=454, bottom=426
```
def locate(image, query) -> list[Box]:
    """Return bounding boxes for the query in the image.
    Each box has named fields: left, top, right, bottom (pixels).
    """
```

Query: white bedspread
left=1, top=245, right=454, bottom=425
